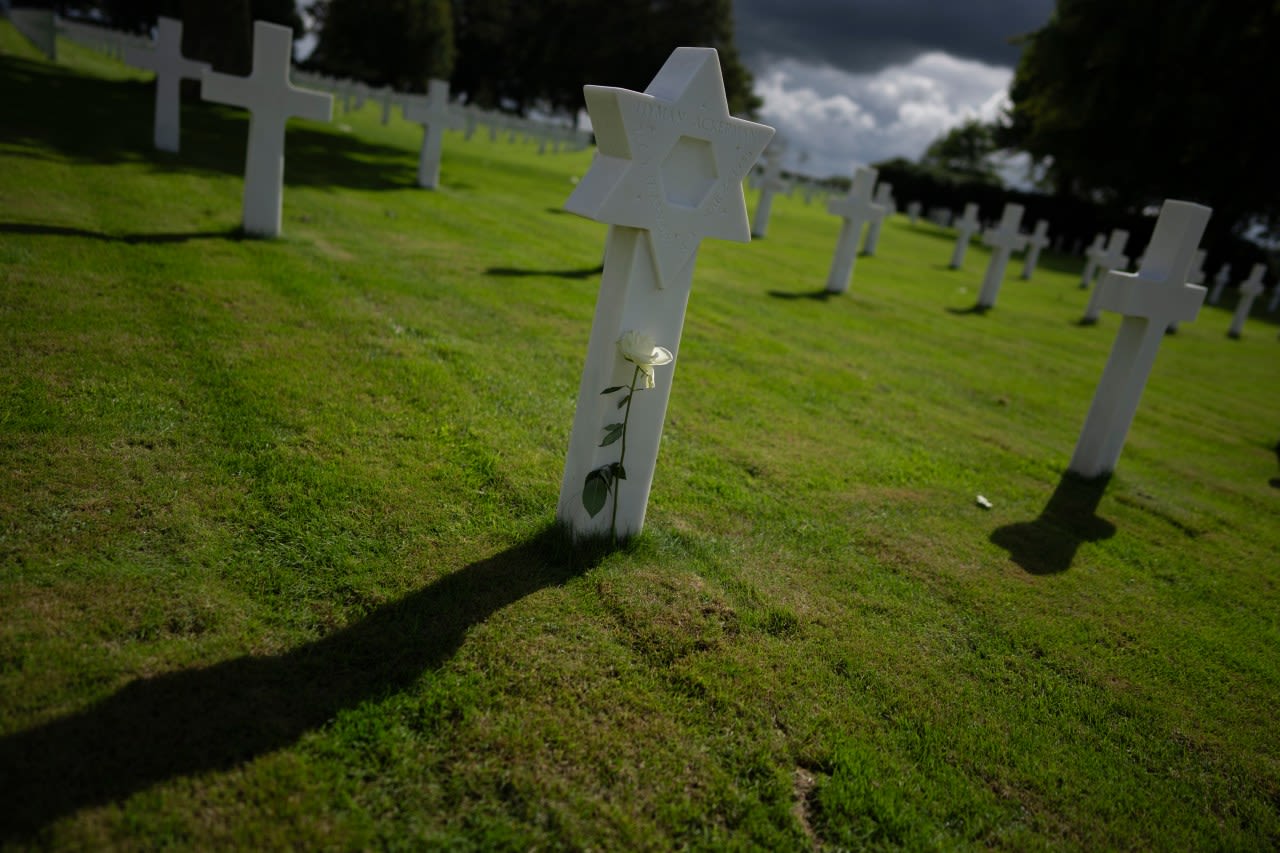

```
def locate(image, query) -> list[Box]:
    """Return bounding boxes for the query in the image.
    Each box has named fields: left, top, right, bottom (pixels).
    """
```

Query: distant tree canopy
left=304, top=0, right=453, bottom=92
left=449, top=0, right=760, bottom=120
left=1003, top=0, right=1280, bottom=235
left=919, top=118, right=1001, bottom=184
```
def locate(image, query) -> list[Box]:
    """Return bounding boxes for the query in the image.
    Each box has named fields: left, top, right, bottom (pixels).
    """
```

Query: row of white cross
left=49, top=18, right=1255, bottom=542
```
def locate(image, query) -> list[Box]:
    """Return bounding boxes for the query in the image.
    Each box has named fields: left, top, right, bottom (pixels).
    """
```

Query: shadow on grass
left=990, top=473, right=1115, bottom=574
left=485, top=264, right=603, bottom=280
left=0, top=221, right=246, bottom=244
left=768, top=288, right=836, bottom=301
left=947, top=304, right=990, bottom=316
left=1, top=54, right=419, bottom=191
left=0, top=524, right=595, bottom=841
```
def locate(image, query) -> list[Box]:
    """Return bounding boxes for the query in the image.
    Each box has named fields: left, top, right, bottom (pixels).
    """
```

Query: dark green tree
left=1004, top=0, right=1280, bottom=234
left=920, top=118, right=1001, bottom=183
left=450, top=0, right=760, bottom=120
left=305, top=0, right=454, bottom=92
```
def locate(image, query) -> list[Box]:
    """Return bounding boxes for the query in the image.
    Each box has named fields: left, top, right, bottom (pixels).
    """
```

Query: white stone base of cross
left=556, top=47, right=773, bottom=542
left=1068, top=200, right=1210, bottom=479
left=201, top=21, right=333, bottom=238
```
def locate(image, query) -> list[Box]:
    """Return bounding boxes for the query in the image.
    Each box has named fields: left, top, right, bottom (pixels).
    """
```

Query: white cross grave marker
left=1068, top=200, right=1210, bottom=479
left=1079, top=232, right=1106, bottom=287
left=201, top=21, right=332, bottom=238
left=124, top=17, right=210, bottom=153
left=906, top=201, right=921, bottom=225
left=1020, top=219, right=1051, bottom=280
left=1208, top=263, right=1232, bottom=304
left=750, top=145, right=786, bottom=238
left=976, top=203, right=1028, bottom=309
left=556, top=47, right=774, bottom=541
left=1167, top=249, right=1207, bottom=333
left=825, top=167, right=888, bottom=295
left=403, top=79, right=458, bottom=190
left=861, top=182, right=895, bottom=255
left=1228, top=263, right=1266, bottom=338
left=1080, top=229, right=1131, bottom=323
left=949, top=203, right=981, bottom=269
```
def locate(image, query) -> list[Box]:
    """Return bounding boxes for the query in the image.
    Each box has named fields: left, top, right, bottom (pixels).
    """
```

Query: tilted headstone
left=1080, top=229, right=1131, bottom=323
left=949, top=203, right=981, bottom=268
left=556, top=47, right=773, bottom=541
left=403, top=79, right=458, bottom=190
left=1167, top=249, right=1207, bottom=333
left=1227, top=263, right=1266, bottom=338
left=976, top=203, right=1028, bottom=309
left=1208, top=263, right=1232, bottom=304
left=201, top=21, right=333, bottom=238
left=1020, top=219, right=1051, bottom=280
left=861, top=182, right=894, bottom=255
left=750, top=146, right=786, bottom=238
left=124, top=17, right=210, bottom=153
left=1068, top=200, right=1210, bottom=478
left=906, top=201, right=921, bottom=225
left=825, top=167, right=887, bottom=295
left=1079, top=233, right=1106, bottom=288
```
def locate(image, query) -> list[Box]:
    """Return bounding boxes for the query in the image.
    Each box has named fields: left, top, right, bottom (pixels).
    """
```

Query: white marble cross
left=1020, top=219, right=1051, bottom=280
left=976, top=203, right=1027, bottom=309
left=825, top=167, right=887, bottom=295
left=1208, top=262, right=1232, bottom=304
left=1068, top=200, right=1211, bottom=479
left=750, top=146, right=786, bottom=238
left=1080, top=229, right=1131, bottom=323
left=1167, top=249, right=1207, bottom=333
left=556, top=47, right=774, bottom=541
left=124, top=17, right=210, bottom=153
left=403, top=79, right=457, bottom=190
left=1228, top=263, right=1267, bottom=338
left=1079, top=232, right=1106, bottom=287
left=906, top=201, right=921, bottom=225
left=201, top=21, right=332, bottom=238
left=861, top=182, right=894, bottom=255
left=377, top=86, right=396, bottom=125
left=949, top=203, right=981, bottom=268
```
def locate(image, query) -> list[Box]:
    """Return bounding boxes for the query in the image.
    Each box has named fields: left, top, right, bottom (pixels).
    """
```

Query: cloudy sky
left=733, top=0, right=1056, bottom=178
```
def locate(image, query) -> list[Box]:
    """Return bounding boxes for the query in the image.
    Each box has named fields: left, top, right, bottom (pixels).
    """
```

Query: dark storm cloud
left=734, top=0, right=1056, bottom=73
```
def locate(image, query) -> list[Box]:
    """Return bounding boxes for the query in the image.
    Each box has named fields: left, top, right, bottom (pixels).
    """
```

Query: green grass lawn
left=2, top=21, right=1279, bottom=849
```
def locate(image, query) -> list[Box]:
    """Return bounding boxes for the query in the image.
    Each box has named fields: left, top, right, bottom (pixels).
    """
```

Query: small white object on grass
left=976, top=495, right=993, bottom=509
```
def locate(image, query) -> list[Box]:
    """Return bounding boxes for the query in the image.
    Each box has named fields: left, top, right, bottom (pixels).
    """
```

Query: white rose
left=616, top=331, right=674, bottom=390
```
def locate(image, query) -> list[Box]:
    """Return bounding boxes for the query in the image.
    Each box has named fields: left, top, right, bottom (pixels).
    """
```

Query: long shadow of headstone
left=990, top=474, right=1116, bottom=574
left=0, top=525, right=589, bottom=840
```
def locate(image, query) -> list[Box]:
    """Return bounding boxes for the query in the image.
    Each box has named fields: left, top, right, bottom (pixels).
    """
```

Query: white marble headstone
left=1080, top=229, right=1131, bottom=323
left=825, top=167, right=887, bottom=295
left=861, top=182, right=894, bottom=255
left=556, top=47, right=774, bottom=541
left=124, top=17, right=210, bottom=153
left=1068, top=200, right=1210, bottom=478
left=201, top=21, right=333, bottom=238
left=403, top=79, right=457, bottom=190
left=750, top=146, right=786, bottom=238
left=1208, top=263, right=1232, bottom=305
left=976, top=203, right=1027, bottom=309
left=1228, top=263, right=1267, bottom=338
left=1020, top=219, right=1050, bottom=280
left=1079, top=233, right=1106, bottom=288
left=949, top=203, right=981, bottom=269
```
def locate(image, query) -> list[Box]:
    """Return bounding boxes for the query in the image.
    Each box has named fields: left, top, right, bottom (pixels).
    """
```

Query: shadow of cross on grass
left=990, top=474, right=1116, bottom=574
left=0, top=525, right=589, bottom=841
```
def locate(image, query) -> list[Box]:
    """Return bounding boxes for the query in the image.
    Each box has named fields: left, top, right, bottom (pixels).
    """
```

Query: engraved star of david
left=565, top=47, right=775, bottom=288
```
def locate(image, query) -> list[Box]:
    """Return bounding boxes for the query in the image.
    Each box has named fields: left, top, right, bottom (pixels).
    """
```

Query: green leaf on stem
left=601, top=386, right=625, bottom=395
left=617, top=394, right=631, bottom=409
left=582, top=469, right=610, bottom=517
left=613, top=463, right=627, bottom=480
left=600, top=423, right=624, bottom=447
